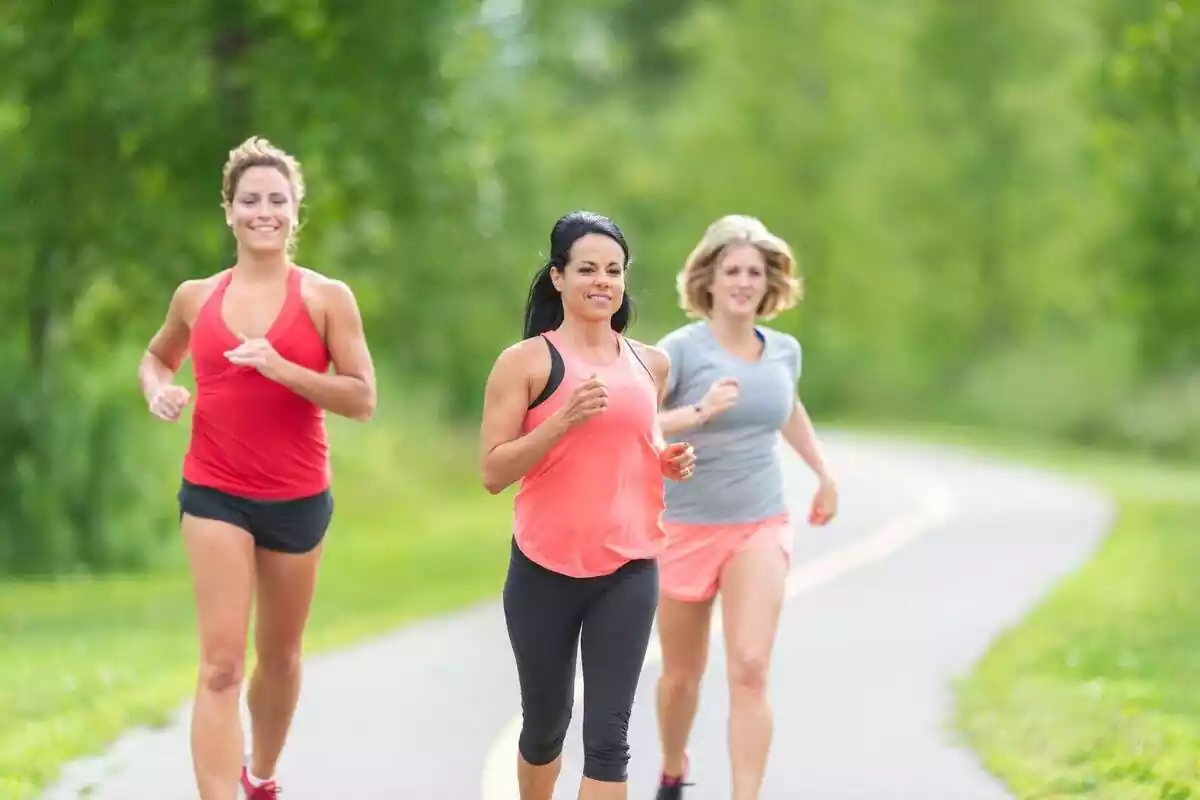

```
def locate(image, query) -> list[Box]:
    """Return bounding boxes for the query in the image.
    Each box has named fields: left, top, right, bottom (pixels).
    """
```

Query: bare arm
left=638, top=343, right=673, bottom=451
left=479, top=345, right=572, bottom=495
left=638, top=342, right=696, bottom=481
left=781, top=397, right=834, bottom=485
left=274, top=281, right=377, bottom=421
left=138, top=282, right=193, bottom=404
left=660, top=402, right=708, bottom=438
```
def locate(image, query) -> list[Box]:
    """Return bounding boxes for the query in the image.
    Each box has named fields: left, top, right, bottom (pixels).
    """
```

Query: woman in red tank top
left=479, top=211, right=696, bottom=799
left=137, top=137, right=377, bottom=800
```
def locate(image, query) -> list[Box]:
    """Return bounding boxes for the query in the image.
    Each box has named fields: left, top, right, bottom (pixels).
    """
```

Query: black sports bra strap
left=624, top=336, right=656, bottom=385
left=528, top=334, right=565, bottom=410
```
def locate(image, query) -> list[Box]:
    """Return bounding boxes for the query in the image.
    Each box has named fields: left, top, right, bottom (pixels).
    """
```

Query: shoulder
left=762, top=327, right=802, bottom=377
left=491, top=336, right=552, bottom=377
left=169, top=274, right=222, bottom=322
left=761, top=326, right=800, bottom=354
left=299, top=267, right=357, bottom=305
left=628, top=339, right=670, bottom=385
left=656, top=320, right=706, bottom=351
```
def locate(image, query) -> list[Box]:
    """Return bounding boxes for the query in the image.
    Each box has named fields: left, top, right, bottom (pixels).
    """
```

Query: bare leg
left=246, top=543, right=323, bottom=780
left=184, top=516, right=255, bottom=800
left=656, top=596, right=714, bottom=779
left=577, top=775, right=626, bottom=799
left=518, top=752, right=564, bottom=800
left=720, top=547, right=787, bottom=800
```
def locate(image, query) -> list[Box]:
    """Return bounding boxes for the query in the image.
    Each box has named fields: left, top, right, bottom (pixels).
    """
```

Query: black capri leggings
left=503, top=538, right=659, bottom=783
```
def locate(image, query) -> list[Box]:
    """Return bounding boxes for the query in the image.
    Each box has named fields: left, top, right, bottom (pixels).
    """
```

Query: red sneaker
left=240, top=765, right=281, bottom=798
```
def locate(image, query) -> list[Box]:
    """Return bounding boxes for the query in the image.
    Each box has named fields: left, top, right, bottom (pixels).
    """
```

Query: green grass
left=0, top=404, right=512, bottom=800
left=846, top=421, right=1200, bottom=799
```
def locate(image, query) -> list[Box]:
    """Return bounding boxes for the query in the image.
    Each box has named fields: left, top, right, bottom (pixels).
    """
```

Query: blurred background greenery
left=2, top=0, right=1199, bottom=796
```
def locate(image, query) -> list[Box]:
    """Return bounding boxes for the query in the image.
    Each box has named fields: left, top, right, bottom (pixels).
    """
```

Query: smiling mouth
left=587, top=294, right=612, bottom=301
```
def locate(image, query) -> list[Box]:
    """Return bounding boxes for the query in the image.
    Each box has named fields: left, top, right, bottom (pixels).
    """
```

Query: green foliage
left=949, top=437, right=1200, bottom=799
left=1, top=0, right=1199, bottom=575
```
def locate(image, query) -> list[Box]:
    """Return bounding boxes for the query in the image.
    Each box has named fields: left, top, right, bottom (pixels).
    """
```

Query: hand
left=660, top=442, right=695, bottom=481
left=225, top=333, right=290, bottom=381
left=809, top=478, right=838, bottom=526
left=149, top=384, right=191, bottom=422
left=699, top=377, right=739, bottom=422
left=554, top=374, right=608, bottom=429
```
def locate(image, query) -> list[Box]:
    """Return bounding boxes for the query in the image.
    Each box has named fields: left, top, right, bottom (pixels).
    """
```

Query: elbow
left=480, top=462, right=509, bottom=495
left=350, top=386, right=377, bottom=422
left=482, top=473, right=507, bottom=495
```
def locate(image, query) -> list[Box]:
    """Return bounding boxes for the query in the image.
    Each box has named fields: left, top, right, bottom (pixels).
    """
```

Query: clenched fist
left=149, top=384, right=192, bottom=422
left=554, top=374, right=608, bottom=429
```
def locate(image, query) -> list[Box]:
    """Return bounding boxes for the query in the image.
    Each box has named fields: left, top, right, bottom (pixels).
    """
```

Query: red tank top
left=183, top=267, right=332, bottom=500
left=512, top=328, right=666, bottom=578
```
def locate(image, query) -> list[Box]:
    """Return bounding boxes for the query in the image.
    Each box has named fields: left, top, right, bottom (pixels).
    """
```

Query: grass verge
left=0, top=404, right=511, bottom=799
left=847, top=421, right=1200, bottom=799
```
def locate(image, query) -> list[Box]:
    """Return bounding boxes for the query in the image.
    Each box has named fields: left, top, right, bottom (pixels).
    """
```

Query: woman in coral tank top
left=137, top=137, right=376, bottom=800
left=479, top=211, right=696, bottom=800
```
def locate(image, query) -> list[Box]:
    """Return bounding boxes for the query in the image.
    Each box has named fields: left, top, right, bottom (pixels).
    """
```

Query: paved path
left=41, top=432, right=1112, bottom=799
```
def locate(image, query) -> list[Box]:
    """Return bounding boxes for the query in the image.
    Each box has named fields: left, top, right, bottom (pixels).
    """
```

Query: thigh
left=503, top=542, right=585, bottom=714
left=250, top=490, right=334, bottom=555
left=718, top=547, right=788, bottom=679
left=579, top=559, right=659, bottom=718
left=253, top=544, right=324, bottom=667
left=657, top=595, right=715, bottom=681
left=182, top=512, right=256, bottom=665
left=179, top=479, right=255, bottom=535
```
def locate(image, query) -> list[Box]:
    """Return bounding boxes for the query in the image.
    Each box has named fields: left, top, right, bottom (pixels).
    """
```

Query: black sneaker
left=656, top=773, right=693, bottom=799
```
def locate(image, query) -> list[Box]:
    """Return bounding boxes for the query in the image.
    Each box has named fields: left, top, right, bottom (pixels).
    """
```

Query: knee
left=660, top=663, right=704, bottom=698
left=255, top=642, right=303, bottom=678
left=728, top=651, right=771, bottom=695
left=582, top=711, right=631, bottom=783
left=518, top=702, right=572, bottom=766
left=200, top=652, right=245, bottom=694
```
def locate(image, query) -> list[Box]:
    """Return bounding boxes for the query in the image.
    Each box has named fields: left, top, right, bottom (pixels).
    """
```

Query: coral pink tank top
left=513, top=328, right=666, bottom=578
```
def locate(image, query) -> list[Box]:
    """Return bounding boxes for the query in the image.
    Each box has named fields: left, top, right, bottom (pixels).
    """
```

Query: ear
left=550, top=265, right=564, bottom=292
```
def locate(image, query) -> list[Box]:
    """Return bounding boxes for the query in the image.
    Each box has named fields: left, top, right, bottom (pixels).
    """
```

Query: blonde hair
left=220, top=136, right=306, bottom=207
left=677, top=214, right=802, bottom=319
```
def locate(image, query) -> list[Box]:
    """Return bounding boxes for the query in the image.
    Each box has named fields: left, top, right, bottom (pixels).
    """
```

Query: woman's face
left=225, top=166, right=296, bottom=254
left=708, top=243, right=768, bottom=319
left=553, top=233, right=627, bottom=324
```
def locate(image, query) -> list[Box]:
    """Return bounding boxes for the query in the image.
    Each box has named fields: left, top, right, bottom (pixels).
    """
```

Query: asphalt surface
left=41, top=432, right=1113, bottom=799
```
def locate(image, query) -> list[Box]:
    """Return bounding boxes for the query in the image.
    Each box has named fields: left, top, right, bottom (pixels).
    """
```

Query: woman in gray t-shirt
left=652, top=215, right=839, bottom=800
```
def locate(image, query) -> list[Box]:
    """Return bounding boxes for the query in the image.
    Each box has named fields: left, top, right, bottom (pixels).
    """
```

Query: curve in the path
left=39, top=432, right=1113, bottom=800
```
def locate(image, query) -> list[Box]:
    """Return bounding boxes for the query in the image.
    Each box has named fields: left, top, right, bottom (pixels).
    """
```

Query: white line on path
left=479, top=476, right=955, bottom=799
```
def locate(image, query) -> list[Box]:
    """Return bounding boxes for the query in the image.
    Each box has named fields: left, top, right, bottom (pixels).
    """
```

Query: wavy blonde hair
left=677, top=214, right=802, bottom=319
left=221, top=136, right=306, bottom=207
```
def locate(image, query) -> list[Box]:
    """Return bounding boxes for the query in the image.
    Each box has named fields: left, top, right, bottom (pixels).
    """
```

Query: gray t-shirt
left=657, top=321, right=802, bottom=525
